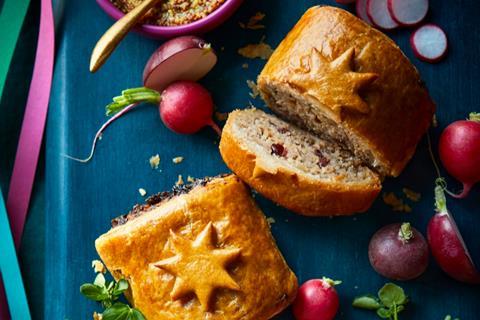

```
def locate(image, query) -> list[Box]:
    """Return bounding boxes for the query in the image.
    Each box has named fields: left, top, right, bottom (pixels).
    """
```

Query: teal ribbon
left=0, top=0, right=33, bottom=319
left=0, top=0, right=31, bottom=99
left=0, top=190, right=30, bottom=319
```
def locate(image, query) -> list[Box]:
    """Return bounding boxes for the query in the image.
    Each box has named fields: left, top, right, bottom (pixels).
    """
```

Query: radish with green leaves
left=66, top=36, right=219, bottom=163
left=438, top=113, right=480, bottom=198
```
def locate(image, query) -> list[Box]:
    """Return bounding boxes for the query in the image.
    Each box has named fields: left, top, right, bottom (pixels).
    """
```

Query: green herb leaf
left=102, top=303, right=131, bottom=320
left=376, top=307, right=392, bottom=319
left=378, top=283, right=407, bottom=308
left=102, top=303, right=146, bottom=320
left=352, top=295, right=382, bottom=310
left=113, top=279, right=129, bottom=296
left=80, top=284, right=109, bottom=301
left=94, top=273, right=106, bottom=287
left=129, top=308, right=146, bottom=320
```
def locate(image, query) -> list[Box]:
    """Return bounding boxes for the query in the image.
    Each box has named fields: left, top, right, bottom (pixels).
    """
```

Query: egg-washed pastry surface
left=95, top=175, right=298, bottom=319
left=258, top=6, right=435, bottom=177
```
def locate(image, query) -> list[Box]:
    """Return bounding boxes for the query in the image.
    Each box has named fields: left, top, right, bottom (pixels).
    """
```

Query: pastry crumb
left=187, top=175, right=195, bottom=183
left=382, top=192, right=411, bottom=212
left=402, top=188, right=421, bottom=202
left=266, top=217, right=276, bottom=226
left=238, top=37, right=273, bottom=60
left=91, top=260, right=106, bottom=274
left=221, top=46, right=225, bottom=51
left=246, top=80, right=260, bottom=98
left=138, top=188, right=147, bottom=197
left=149, top=154, right=161, bottom=169
left=242, top=63, right=249, bottom=69
left=215, top=111, right=228, bottom=121
left=93, top=312, right=103, bottom=320
left=172, top=156, right=184, bottom=164
left=239, top=11, right=266, bottom=30
left=176, top=175, right=184, bottom=186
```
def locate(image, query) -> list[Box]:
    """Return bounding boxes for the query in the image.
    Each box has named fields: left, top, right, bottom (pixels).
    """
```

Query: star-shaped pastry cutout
left=288, top=47, right=378, bottom=116
left=154, top=222, right=241, bottom=311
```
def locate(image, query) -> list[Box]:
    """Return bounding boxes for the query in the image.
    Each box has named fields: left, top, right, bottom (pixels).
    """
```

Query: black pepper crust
left=111, top=174, right=230, bottom=228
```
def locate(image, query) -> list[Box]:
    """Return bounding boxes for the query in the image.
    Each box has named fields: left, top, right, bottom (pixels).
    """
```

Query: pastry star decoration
left=154, top=222, right=241, bottom=311
left=289, top=47, right=378, bottom=115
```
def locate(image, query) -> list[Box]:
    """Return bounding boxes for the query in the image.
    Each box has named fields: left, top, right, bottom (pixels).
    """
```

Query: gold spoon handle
left=90, top=0, right=159, bottom=72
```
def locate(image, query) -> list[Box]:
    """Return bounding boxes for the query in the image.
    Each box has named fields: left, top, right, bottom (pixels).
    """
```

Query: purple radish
left=65, top=36, right=219, bottom=163
left=410, top=24, right=448, bottom=63
left=356, top=0, right=374, bottom=25
left=143, top=35, right=217, bottom=93
left=367, top=0, right=399, bottom=30
left=427, top=180, right=480, bottom=284
left=368, top=222, right=429, bottom=280
left=388, top=0, right=429, bottom=27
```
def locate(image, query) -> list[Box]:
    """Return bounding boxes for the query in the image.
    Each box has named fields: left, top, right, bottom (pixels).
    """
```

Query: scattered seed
left=138, top=188, right=147, bottom=197
left=172, top=156, right=184, bottom=164
left=149, top=154, right=160, bottom=169
left=176, top=174, right=184, bottom=186
left=91, top=260, right=106, bottom=274
left=246, top=80, right=260, bottom=98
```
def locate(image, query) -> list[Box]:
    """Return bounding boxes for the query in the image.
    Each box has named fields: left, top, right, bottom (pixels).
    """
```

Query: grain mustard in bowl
left=96, top=0, right=244, bottom=39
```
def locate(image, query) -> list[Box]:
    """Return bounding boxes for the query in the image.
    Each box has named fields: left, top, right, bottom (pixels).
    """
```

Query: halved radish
left=143, top=35, right=217, bottom=92
left=336, top=0, right=356, bottom=4
left=388, top=0, right=429, bottom=26
left=410, top=24, right=448, bottom=63
left=356, top=0, right=373, bottom=25
left=367, top=0, right=399, bottom=30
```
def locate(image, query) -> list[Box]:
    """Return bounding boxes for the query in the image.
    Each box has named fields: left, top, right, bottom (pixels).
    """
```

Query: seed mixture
left=110, top=0, right=226, bottom=26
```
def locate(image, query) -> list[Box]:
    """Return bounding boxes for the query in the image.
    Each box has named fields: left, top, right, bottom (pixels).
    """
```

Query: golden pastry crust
left=95, top=175, right=297, bottom=319
left=258, top=6, right=435, bottom=177
left=219, top=112, right=382, bottom=216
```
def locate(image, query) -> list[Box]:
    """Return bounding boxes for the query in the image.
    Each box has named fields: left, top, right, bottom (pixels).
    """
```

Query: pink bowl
left=96, top=0, right=244, bottom=39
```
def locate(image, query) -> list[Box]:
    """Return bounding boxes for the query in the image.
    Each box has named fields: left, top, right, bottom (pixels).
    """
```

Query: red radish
left=367, top=0, right=399, bottom=30
left=65, top=36, right=219, bottom=163
left=336, top=0, right=356, bottom=4
left=159, top=81, right=218, bottom=134
left=388, top=0, right=429, bottom=26
left=411, top=24, right=448, bottom=63
left=292, top=278, right=340, bottom=320
left=65, top=82, right=220, bottom=162
left=438, top=113, right=480, bottom=198
left=368, top=222, right=429, bottom=281
left=427, top=180, right=480, bottom=284
left=143, top=35, right=217, bottom=93
left=356, top=0, right=374, bottom=25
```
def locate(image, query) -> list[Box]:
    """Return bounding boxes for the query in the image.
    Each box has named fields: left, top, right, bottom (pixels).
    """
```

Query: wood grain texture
left=4, top=0, right=478, bottom=319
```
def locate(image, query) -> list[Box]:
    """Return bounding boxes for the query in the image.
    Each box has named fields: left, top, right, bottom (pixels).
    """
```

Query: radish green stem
left=106, top=87, right=160, bottom=116
left=63, top=103, right=139, bottom=163
left=435, top=178, right=448, bottom=213
left=426, top=131, right=457, bottom=197
left=469, top=112, right=480, bottom=122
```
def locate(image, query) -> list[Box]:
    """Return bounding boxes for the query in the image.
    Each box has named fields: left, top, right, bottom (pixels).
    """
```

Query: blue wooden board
left=3, top=0, right=480, bottom=319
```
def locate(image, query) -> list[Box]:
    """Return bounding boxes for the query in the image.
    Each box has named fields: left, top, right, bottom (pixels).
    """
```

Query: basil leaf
left=94, top=273, right=106, bottom=287
left=80, top=284, right=109, bottom=301
left=113, top=279, right=129, bottom=296
left=102, top=303, right=130, bottom=320
left=376, top=307, right=392, bottom=319
left=352, top=295, right=382, bottom=310
left=378, top=283, right=407, bottom=307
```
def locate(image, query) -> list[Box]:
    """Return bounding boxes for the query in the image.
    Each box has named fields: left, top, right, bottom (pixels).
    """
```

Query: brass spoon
left=90, top=0, right=160, bottom=72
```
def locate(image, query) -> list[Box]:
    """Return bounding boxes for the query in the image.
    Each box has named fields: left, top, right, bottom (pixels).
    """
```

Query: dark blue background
left=1, top=0, right=479, bottom=319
